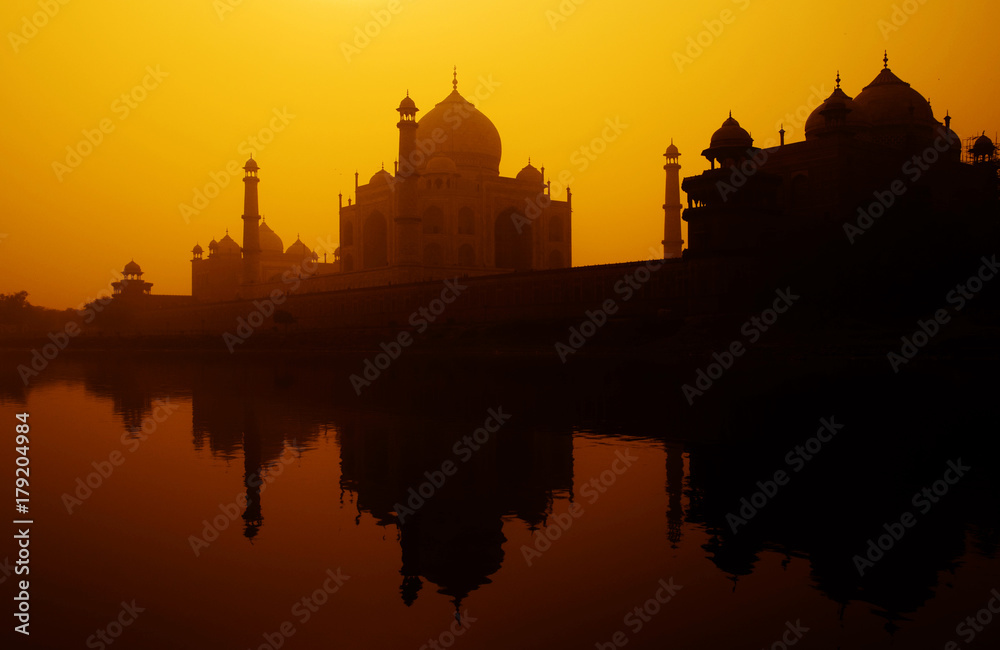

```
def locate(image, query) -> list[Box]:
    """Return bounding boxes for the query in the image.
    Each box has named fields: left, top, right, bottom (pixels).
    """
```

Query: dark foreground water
left=1, top=352, right=998, bottom=650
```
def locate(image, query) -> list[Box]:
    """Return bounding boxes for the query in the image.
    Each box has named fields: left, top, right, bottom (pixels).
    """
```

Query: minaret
left=662, top=141, right=684, bottom=258
left=397, top=90, right=419, bottom=170
left=241, top=156, right=262, bottom=284
left=394, top=89, right=422, bottom=270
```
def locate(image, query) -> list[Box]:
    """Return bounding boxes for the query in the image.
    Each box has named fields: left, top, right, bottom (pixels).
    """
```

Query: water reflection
left=338, top=413, right=573, bottom=612
left=2, top=351, right=998, bottom=647
left=59, top=354, right=580, bottom=611
left=674, top=369, right=1000, bottom=635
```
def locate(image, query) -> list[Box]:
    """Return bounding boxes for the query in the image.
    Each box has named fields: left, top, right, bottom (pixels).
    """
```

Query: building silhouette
left=111, top=260, right=153, bottom=298
left=95, top=56, right=997, bottom=339
left=681, top=54, right=995, bottom=257
left=190, top=157, right=337, bottom=302
left=338, top=70, right=571, bottom=281
left=181, top=70, right=572, bottom=305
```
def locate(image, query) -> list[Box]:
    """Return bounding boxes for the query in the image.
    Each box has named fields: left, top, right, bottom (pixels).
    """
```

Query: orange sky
left=1, top=0, right=997, bottom=309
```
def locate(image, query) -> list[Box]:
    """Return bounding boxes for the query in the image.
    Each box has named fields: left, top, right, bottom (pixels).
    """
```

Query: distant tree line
left=0, top=291, right=81, bottom=334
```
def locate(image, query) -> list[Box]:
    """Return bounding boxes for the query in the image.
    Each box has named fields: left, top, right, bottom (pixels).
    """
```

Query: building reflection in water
left=664, top=442, right=686, bottom=550
left=337, top=413, right=574, bottom=613
left=670, top=371, right=1000, bottom=636
left=69, top=355, right=577, bottom=613
left=28, top=353, right=997, bottom=633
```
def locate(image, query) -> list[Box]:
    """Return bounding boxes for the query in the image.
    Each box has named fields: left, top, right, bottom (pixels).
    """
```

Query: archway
left=494, top=207, right=533, bottom=271
left=363, top=212, right=388, bottom=268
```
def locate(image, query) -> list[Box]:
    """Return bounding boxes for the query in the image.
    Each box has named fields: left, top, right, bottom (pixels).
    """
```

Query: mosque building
left=336, top=69, right=572, bottom=283
left=100, top=56, right=997, bottom=336
left=680, top=53, right=997, bottom=257
left=182, top=70, right=572, bottom=303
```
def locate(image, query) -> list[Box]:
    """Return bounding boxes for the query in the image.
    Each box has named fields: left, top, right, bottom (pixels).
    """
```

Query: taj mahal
left=184, top=70, right=574, bottom=304
left=104, top=56, right=997, bottom=337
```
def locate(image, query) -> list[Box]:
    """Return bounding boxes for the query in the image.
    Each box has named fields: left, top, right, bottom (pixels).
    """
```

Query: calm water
left=1, top=353, right=998, bottom=649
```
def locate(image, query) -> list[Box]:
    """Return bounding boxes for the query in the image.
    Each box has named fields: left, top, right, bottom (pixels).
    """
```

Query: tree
left=0, top=291, right=30, bottom=330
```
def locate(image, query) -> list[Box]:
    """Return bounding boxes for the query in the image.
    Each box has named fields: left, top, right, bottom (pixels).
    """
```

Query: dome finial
left=452, top=65, right=458, bottom=91
left=836, top=70, right=841, bottom=89
left=729, top=109, right=732, bottom=119
left=883, top=50, right=889, bottom=69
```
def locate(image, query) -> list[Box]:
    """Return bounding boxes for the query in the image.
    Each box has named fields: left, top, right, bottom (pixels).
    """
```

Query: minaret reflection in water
left=68, top=355, right=1000, bottom=637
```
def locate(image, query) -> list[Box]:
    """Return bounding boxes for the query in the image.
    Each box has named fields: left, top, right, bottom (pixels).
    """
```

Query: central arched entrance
left=494, top=207, right=532, bottom=271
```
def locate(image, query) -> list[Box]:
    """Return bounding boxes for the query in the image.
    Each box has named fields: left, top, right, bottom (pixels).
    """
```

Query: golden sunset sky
left=1, top=0, right=997, bottom=308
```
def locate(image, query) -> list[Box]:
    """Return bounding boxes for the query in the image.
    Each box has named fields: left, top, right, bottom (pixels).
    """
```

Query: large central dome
left=854, top=65, right=936, bottom=129
left=417, top=79, right=502, bottom=175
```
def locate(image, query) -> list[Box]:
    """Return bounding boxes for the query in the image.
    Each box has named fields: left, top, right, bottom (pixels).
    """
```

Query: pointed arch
left=495, top=207, right=532, bottom=271
left=363, top=211, right=388, bottom=268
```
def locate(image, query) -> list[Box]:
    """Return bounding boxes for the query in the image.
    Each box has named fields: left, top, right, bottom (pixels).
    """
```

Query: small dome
left=369, top=168, right=393, bottom=185
left=258, top=220, right=284, bottom=253
left=425, top=155, right=458, bottom=175
left=216, top=233, right=241, bottom=255
left=972, top=133, right=996, bottom=156
left=208, top=238, right=218, bottom=249
left=285, top=237, right=312, bottom=259
left=192, top=244, right=203, bottom=254
left=398, top=94, right=417, bottom=111
left=710, top=115, right=753, bottom=149
left=244, top=157, right=259, bottom=171
left=123, top=260, right=142, bottom=275
left=805, top=86, right=870, bottom=139
left=665, top=142, right=679, bottom=156
left=516, top=162, right=543, bottom=184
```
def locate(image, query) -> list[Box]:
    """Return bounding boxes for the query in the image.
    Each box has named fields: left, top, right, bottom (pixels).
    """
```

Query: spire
left=883, top=50, right=889, bottom=69
left=452, top=65, right=458, bottom=91
left=836, top=70, right=841, bottom=89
